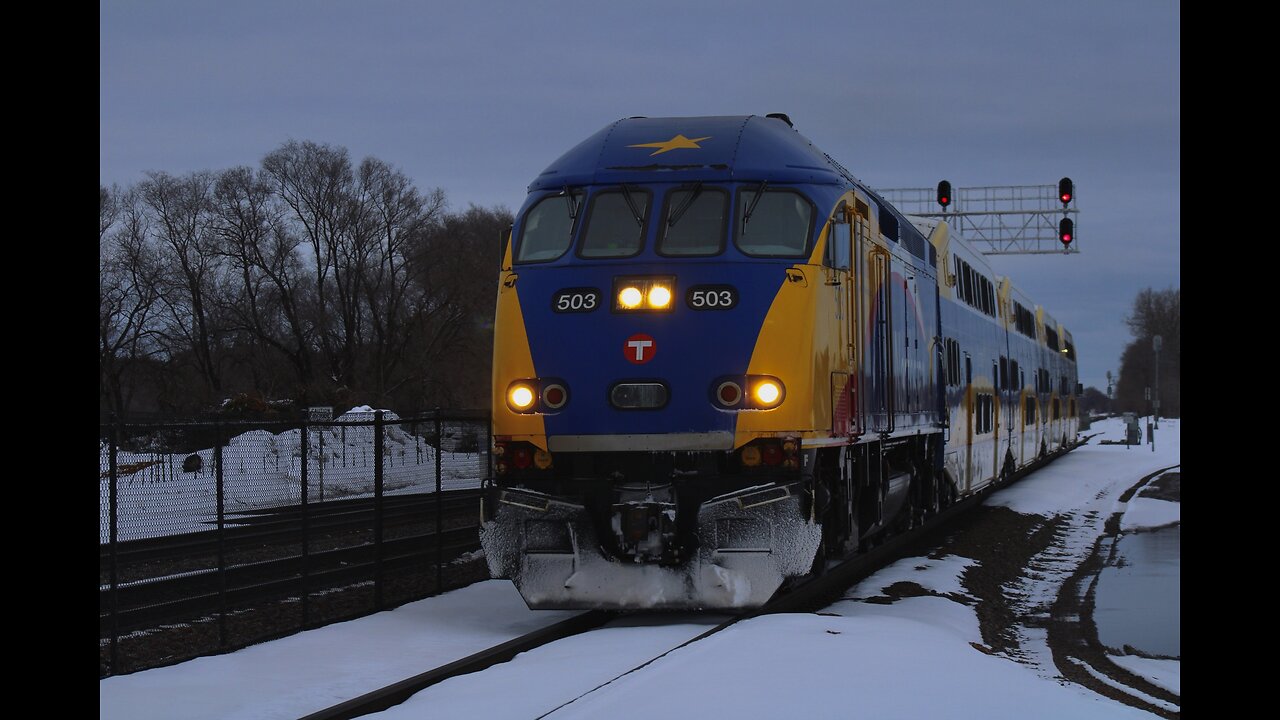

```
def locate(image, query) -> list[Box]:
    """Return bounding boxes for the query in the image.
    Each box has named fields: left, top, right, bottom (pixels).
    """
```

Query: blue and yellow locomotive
left=479, top=115, right=1078, bottom=610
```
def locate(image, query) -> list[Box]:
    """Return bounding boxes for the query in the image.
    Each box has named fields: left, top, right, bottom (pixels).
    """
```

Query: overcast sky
left=100, top=0, right=1179, bottom=393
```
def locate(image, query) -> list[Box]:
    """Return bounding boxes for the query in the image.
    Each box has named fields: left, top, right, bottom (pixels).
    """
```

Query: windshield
left=516, top=191, right=582, bottom=263
left=579, top=189, right=649, bottom=258
left=658, top=187, right=727, bottom=256
left=736, top=188, right=813, bottom=257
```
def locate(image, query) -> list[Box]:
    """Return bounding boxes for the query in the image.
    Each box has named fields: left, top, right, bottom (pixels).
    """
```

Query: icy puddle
left=1094, top=525, right=1179, bottom=657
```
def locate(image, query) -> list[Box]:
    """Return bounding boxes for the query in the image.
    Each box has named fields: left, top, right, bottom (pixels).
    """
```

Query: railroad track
left=99, top=526, right=482, bottom=632
left=300, top=442, right=1084, bottom=720
left=100, top=489, right=486, bottom=635
left=100, top=489, right=482, bottom=569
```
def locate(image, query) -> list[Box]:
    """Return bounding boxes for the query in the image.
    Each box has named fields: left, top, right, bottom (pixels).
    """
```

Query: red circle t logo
left=625, top=333, right=656, bottom=364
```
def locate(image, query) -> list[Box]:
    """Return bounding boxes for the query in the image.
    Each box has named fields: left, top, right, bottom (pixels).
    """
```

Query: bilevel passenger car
left=479, top=114, right=1079, bottom=610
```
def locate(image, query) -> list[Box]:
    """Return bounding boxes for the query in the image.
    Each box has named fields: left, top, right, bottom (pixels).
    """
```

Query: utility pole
left=1105, top=370, right=1113, bottom=416
left=1152, top=335, right=1162, bottom=429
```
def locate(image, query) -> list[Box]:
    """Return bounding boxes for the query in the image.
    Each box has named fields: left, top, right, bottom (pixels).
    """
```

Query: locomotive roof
left=527, top=115, right=848, bottom=192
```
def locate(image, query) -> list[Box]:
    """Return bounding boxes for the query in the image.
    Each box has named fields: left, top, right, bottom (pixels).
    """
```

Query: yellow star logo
left=627, top=134, right=712, bottom=156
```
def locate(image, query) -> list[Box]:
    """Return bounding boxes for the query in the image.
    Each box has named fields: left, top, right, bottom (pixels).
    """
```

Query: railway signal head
left=937, top=180, right=952, bottom=210
left=1058, top=177, right=1074, bottom=207
left=1059, top=217, right=1074, bottom=247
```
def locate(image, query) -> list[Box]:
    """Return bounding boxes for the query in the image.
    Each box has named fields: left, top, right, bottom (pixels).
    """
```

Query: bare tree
left=211, top=166, right=315, bottom=391
left=101, top=140, right=508, bottom=415
left=100, top=185, right=119, bottom=243
left=1115, top=287, right=1180, bottom=416
left=357, top=157, right=447, bottom=403
left=408, top=204, right=510, bottom=408
left=261, top=141, right=363, bottom=391
left=100, top=188, right=163, bottom=414
left=140, top=170, right=227, bottom=400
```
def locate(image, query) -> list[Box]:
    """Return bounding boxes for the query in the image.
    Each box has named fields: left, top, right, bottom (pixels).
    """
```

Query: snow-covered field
left=99, top=407, right=487, bottom=542
left=100, top=417, right=1179, bottom=719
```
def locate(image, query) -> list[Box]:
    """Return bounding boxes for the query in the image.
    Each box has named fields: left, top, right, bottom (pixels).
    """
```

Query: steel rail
left=100, top=490, right=481, bottom=566
left=101, top=529, right=482, bottom=632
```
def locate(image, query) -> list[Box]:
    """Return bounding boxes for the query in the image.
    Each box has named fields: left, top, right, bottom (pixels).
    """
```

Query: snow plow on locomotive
left=479, top=115, right=1079, bottom=610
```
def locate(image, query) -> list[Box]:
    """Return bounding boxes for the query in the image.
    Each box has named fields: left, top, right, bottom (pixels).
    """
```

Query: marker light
left=761, top=442, right=783, bottom=466
left=717, top=381, right=743, bottom=407
left=542, top=383, right=568, bottom=409
left=648, top=285, right=672, bottom=308
left=512, top=446, right=532, bottom=469
left=534, top=449, right=553, bottom=470
left=754, top=380, right=782, bottom=405
left=741, top=445, right=762, bottom=467
left=508, top=383, right=535, bottom=411
left=619, top=287, right=643, bottom=308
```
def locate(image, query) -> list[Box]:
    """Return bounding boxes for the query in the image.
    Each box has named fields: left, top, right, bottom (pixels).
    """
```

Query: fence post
left=108, top=413, right=120, bottom=675
left=215, top=423, right=227, bottom=648
left=435, top=410, right=443, bottom=593
left=300, top=412, right=310, bottom=628
left=374, top=410, right=385, bottom=611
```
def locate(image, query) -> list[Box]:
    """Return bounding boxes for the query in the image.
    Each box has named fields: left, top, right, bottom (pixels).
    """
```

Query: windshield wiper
left=741, top=181, right=768, bottom=234
left=620, top=184, right=644, bottom=227
left=563, top=186, right=580, bottom=220
left=668, top=182, right=703, bottom=228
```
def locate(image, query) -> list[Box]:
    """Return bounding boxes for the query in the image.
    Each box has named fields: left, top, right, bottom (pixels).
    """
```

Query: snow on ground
left=100, top=417, right=1180, bottom=719
left=99, top=581, right=576, bottom=720
left=1106, top=655, right=1180, bottom=695
left=375, top=615, right=727, bottom=720
left=843, top=553, right=976, bottom=600
left=517, top=608, right=1153, bottom=720
left=99, top=407, right=487, bottom=542
left=981, top=417, right=1180, bottom=694
left=1120, top=496, right=1179, bottom=532
left=1068, top=658, right=1180, bottom=715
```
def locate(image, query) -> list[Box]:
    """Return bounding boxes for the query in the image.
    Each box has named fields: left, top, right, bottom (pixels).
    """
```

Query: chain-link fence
left=99, top=409, right=491, bottom=678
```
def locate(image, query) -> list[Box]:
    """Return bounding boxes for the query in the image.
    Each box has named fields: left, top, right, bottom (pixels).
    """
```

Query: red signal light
left=1058, top=177, right=1073, bottom=207
left=937, top=180, right=952, bottom=210
left=1059, top=218, right=1074, bottom=247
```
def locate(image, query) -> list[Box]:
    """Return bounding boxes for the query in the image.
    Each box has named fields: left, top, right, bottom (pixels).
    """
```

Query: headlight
left=508, top=383, right=535, bottom=411
left=618, top=286, right=643, bottom=309
left=647, top=285, right=672, bottom=308
left=613, top=275, right=676, bottom=312
left=753, top=380, right=781, bottom=405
